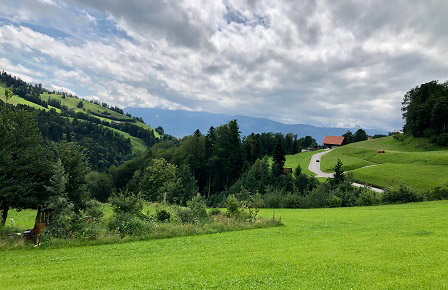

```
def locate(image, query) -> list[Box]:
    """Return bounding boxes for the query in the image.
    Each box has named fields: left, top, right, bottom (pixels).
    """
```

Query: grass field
left=321, top=136, right=448, bottom=191
left=269, top=150, right=323, bottom=176
left=1, top=201, right=448, bottom=289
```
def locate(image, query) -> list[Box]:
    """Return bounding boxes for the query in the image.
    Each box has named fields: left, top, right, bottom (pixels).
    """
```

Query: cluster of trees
left=0, top=103, right=91, bottom=226
left=402, top=81, right=448, bottom=146
left=96, top=120, right=342, bottom=208
left=342, top=129, right=368, bottom=144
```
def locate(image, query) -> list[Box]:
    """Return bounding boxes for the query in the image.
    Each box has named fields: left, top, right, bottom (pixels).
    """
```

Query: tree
left=167, top=165, right=198, bottom=205
left=332, top=159, right=345, bottom=185
left=213, top=120, right=243, bottom=190
left=0, top=104, right=53, bottom=225
left=140, top=158, right=177, bottom=201
left=77, top=101, right=84, bottom=108
left=57, top=142, right=90, bottom=211
left=5, top=89, right=13, bottom=103
left=45, top=159, right=67, bottom=197
left=272, top=134, right=286, bottom=177
left=86, top=171, right=113, bottom=202
left=343, top=131, right=354, bottom=144
left=431, top=97, right=448, bottom=133
left=155, top=126, right=164, bottom=136
left=353, top=129, right=368, bottom=142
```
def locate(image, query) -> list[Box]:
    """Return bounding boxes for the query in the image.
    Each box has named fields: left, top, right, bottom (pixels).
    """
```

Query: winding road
left=308, top=149, right=384, bottom=193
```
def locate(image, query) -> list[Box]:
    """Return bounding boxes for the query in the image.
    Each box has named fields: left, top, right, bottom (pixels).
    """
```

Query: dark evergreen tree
left=272, top=134, right=286, bottom=177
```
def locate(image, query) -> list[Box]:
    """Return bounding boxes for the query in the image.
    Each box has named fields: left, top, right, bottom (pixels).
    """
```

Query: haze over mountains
left=125, top=107, right=389, bottom=143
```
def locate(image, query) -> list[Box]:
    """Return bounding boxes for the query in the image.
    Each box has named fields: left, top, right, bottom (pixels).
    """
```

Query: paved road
left=308, top=149, right=334, bottom=178
left=308, top=149, right=384, bottom=193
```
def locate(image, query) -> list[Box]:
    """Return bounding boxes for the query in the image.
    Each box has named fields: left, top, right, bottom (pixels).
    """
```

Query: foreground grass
left=1, top=201, right=447, bottom=289
left=321, top=136, right=448, bottom=191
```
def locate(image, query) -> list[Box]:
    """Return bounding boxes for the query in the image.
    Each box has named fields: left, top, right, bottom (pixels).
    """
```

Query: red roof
left=323, top=136, right=345, bottom=145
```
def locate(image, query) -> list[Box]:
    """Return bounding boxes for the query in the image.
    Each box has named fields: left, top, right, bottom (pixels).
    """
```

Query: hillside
left=0, top=81, right=159, bottom=154
left=125, top=107, right=388, bottom=140
left=321, top=136, right=448, bottom=191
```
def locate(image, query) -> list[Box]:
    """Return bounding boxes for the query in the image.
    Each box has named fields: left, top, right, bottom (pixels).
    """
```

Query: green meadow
left=1, top=201, right=448, bottom=289
left=269, top=150, right=323, bottom=176
left=321, top=136, right=448, bottom=191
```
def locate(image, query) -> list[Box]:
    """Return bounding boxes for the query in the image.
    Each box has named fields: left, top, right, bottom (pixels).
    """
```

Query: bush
left=327, top=195, right=342, bottom=208
left=427, top=186, right=448, bottom=201
left=108, top=213, right=149, bottom=237
left=436, top=133, right=448, bottom=146
left=156, top=209, right=171, bottom=222
left=109, top=192, right=143, bottom=216
left=208, top=208, right=222, bottom=216
left=175, top=207, right=195, bottom=223
left=83, top=200, right=104, bottom=221
left=187, top=194, right=208, bottom=222
left=357, top=190, right=382, bottom=206
left=383, top=185, right=423, bottom=204
left=225, top=194, right=240, bottom=218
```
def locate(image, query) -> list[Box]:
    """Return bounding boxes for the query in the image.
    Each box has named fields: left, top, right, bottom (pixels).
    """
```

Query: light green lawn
left=321, top=136, right=448, bottom=191
left=269, top=150, right=323, bottom=176
left=1, top=201, right=448, bottom=289
left=1, top=83, right=48, bottom=110
left=106, top=126, right=147, bottom=154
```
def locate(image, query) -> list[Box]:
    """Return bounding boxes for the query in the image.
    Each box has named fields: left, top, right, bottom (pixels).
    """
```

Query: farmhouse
left=322, top=136, right=346, bottom=148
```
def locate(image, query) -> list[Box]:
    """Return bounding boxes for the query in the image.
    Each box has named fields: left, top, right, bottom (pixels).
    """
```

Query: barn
left=322, top=136, right=346, bottom=148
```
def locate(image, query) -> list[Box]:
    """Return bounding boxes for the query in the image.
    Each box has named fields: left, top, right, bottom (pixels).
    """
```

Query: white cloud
left=1, top=0, right=448, bottom=131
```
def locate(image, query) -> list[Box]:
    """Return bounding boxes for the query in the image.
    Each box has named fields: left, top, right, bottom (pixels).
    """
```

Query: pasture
left=321, top=136, right=448, bottom=191
left=1, top=201, right=448, bottom=289
left=270, top=150, right=323, bottom=176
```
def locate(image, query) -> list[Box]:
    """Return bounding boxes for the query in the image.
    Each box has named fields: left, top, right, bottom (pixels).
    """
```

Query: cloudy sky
left=1, top=0, right=448, bottom=130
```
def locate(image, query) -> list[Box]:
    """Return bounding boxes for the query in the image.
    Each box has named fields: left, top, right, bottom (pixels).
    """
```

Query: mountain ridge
left=125, top=107, right=389, bottom=143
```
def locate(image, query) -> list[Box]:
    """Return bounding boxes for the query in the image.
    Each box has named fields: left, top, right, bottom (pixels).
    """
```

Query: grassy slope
left=1, top=83, right=157, bottom=151
left=40, top=93, right=159, bottom=137
left=2, top=201, right=448, bottom=289
left=321, top=136, right=448, bottom=191
left=268, top=150, right=324, bottom=176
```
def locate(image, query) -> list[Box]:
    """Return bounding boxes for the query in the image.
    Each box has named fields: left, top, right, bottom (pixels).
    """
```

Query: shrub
left=225, top=194, right=240, bottom=218
left=357, top=190, right=382, bottom=206
left=109, top=192, right=143, bottom=216
left=249, top=192, right=265, bottom=208
left=436, top=133, right=448, bottom=146
left=187, top=194, right=208, bottom=222
left=108, top=213, right=149, bottom=237
left=174, top=207, right=194, bottom=223
left=83, top=200, right=104, bottom=221
left=208, top=208, right=222, bottom=216
left=156, top=209, right=171, bottom=222
left=327, top=195, right=342, bottom=208
left=383, top=185, right=423, bottom=204
left=304, top=184, right=332, bottom=208
left=427, top=186, right=448, bottom=201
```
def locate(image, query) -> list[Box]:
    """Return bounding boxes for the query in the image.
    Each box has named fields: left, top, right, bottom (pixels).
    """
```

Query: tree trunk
left=1, top=203, right=9, bottom=226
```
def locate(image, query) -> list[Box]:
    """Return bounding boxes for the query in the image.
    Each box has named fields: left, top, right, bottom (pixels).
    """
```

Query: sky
left=1, top=0, right=448, bottom=131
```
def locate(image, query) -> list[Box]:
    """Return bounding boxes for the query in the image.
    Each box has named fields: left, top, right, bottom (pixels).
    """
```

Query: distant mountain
left=125, top=107, right=388, bottom=143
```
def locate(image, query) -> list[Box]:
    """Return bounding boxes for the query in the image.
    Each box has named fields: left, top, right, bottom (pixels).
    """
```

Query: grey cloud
left=72, top=0, right=215, bottom=48
left=1, top=0, right=448, bottom=131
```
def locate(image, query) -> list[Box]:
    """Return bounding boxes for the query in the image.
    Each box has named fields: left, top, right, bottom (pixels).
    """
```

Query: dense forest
left=402, top=81, right=448, bottom=145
